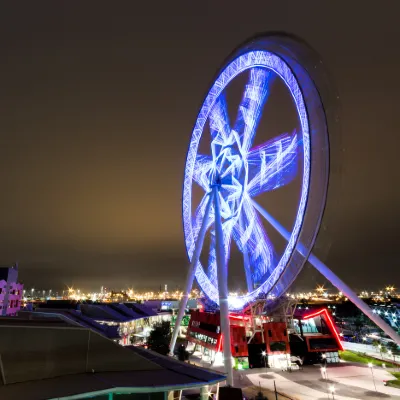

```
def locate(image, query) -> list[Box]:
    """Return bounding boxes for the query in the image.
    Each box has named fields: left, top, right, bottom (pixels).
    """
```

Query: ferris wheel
left=182, top=36, right=329, bottom=311
left=170, top=34, right=400, bottom=384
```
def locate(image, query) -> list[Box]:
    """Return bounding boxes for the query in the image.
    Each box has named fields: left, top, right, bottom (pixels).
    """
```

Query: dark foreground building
left=0, top=315, right=225, bottom=399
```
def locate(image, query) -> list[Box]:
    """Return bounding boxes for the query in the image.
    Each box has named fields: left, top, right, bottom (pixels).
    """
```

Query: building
left=0, top=264, right=23, bottom=316
left=290, top=308, right=343, bottom=364
left=37, top=300, right=167, bottom=345
left=0, top=314, right=226, bottom=399
left=144, top=299, right=198, bottom=313
left=186, top=306, right=342, bottom=369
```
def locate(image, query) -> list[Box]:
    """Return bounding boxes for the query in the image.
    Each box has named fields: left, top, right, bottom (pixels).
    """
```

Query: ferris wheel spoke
left=233, top=68, right=273, bottom=153
left=247, top=131, right=299, bottom=197
left=209, top=95, right=231, bottom=146
left=193, top=154, right=213, bottom=191
left=233, top=196, right=276, bottom=285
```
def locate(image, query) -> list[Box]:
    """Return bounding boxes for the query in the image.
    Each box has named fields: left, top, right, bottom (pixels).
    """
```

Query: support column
left=252, top=200, right=400, bottom=345
left=169, top=192, right=214, bottom=355
left=200, top=385, right=209, bottom=400
left=240, top=213, right=253, bottom=292
left=213, top=185, right=234, bottom=386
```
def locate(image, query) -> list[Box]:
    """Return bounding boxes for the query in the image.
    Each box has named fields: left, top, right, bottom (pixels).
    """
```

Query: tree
left=387, top=341, right=400, bottom=356
left=372, top=340, right=380, bottom=350
left=147, top=321, right=171, bottom=355
left=354, top=316, right=364, bottom=333
left=177, top=344, right=189, bottom=362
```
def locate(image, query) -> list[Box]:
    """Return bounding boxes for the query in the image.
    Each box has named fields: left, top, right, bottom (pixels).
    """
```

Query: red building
left=186, top=310, right=248, bottom=357
left=290, top=308, right=343, bottom=363
left=263, top=321, right=290, bottom=354
left=186, top=306, right=342, bottom=367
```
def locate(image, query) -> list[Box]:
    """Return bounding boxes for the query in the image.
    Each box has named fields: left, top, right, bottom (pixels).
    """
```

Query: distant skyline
left=0, top=1, right=399, bottom=291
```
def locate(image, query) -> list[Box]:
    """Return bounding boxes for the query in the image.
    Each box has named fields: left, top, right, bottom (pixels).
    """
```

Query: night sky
left=0, top=1, right=399, bottom=292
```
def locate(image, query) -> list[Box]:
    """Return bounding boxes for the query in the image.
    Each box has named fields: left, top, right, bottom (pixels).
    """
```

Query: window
left=269, top=341, right=287, bottom=352
left=268, top=330, right=272, bottom=337
left=308, top=338, right=338, bottom=350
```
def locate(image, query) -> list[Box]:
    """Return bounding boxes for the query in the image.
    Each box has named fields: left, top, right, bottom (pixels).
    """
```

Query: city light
left=20, top=285, right=400, bottom=311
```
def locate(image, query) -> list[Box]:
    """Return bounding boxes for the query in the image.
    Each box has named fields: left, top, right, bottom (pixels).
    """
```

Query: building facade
left=0, top=264, right=23, bottom=316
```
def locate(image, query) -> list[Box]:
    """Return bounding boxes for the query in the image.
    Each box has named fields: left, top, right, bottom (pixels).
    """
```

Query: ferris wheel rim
left=182, top=49, right=311, bottom=310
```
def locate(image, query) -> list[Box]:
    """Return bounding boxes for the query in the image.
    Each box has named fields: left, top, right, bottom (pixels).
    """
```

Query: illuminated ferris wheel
left=182, top=38, right=328, bottom=311
left=170, top=34, right=400, bottom=384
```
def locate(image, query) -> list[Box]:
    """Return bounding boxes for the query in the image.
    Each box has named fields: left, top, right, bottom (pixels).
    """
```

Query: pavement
left=244, top=363, right=400, bottom=400
left=188, top=353, right=400, bottom=399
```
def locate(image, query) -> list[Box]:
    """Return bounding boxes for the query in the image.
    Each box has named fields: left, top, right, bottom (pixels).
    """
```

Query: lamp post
left=368, top=362, right=377, bottom=392
left=261, top=351, right=267, bottom=369
left=321, top=366, right=330, bottom=399
left=329, top=385, right=335, bottom=400
left=388, top=350, right=393, bottom=366
left=387, top=350, right=398, bottom=371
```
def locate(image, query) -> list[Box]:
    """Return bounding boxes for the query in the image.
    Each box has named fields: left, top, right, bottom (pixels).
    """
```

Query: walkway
left=188, top=353, right=400, bottom=399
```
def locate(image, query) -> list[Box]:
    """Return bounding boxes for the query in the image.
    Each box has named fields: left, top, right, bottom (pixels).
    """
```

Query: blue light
left=183, top=50, right=310, bottom=310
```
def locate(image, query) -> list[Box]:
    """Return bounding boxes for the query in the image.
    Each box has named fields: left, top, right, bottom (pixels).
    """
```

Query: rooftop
left=0, top=318, right=225, bottom=399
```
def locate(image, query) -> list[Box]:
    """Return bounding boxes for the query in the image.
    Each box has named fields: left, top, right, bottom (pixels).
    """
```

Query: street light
left=321, top=364, right=331, bottom=399
left=261, top=350, right=267, bottom=368
left=321, top=353, right=327, bottom=367
left=368, top=362, right=377, bottom=392
left=329, top=385, right=335, bottom=400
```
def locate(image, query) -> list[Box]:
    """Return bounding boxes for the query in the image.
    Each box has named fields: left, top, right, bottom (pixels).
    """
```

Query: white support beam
left=213, top=185, right=234, bottom=386
left=240, top=213, right=253, bottom=292
left=169, top=192, right=214, bottom=355
left=252, top=199, right=400, bottom=345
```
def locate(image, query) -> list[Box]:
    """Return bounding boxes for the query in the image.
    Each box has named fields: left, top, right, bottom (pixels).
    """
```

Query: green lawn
left=386, top=372, right=400, bottom=388
left=339, top=350, right=397, bottom=368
